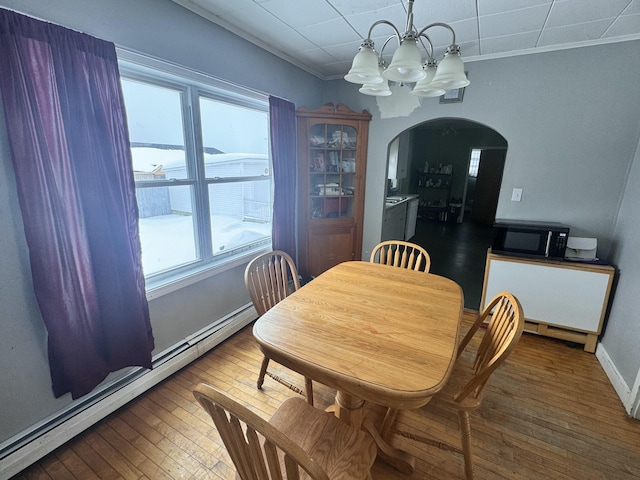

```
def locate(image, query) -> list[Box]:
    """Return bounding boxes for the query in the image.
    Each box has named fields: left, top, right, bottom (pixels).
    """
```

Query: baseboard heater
left=0, top=304, right=257, bottom=480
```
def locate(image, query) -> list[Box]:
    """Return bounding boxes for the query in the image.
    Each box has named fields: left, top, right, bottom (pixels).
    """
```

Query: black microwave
left=491, top=220, right=570, bottom=260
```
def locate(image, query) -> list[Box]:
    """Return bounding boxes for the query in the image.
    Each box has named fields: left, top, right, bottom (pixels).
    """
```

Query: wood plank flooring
left=12, top=311, right=640, bottom=479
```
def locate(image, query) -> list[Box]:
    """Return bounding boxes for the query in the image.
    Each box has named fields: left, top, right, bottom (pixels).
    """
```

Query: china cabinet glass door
left=308, top=123, right=357, bottom=220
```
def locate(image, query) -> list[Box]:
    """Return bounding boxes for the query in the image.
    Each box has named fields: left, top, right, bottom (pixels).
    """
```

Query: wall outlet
left=511, top=188, right=523, bottom=202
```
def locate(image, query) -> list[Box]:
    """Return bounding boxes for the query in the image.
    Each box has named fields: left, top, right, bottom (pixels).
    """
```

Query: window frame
left=118, top=53, right=273, bottom=299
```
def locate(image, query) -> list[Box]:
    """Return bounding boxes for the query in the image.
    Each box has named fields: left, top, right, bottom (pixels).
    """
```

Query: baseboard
left=595, top=341, right=633, bottom=415
left=0, top=305, right=257, bottom=480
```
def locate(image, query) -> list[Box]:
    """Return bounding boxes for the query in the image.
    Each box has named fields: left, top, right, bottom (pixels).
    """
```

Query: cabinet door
left=308, top=122, right=358, bottom=220
left=307, top=225, right=356, bottom=277
left=484, top=258, right=611, bottom=332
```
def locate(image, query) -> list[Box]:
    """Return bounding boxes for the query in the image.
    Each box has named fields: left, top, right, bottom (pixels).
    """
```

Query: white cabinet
left=382, top=202, right=407, bottom=241
left=405, top=197, right=419, bottom=240
left=481, top=251, right=615, bottom=352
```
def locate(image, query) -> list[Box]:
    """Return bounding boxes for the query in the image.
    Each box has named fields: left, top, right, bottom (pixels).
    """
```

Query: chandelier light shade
left=411, top=60, right=446, bottom=97
left=359, top=66, right=392, bottom=96
left=344, top=41, right=384, bottom=84
left=429, top=46, right=471, bottom=90
left=383, top=34, right=426, bottom=83
left=344, top=0, right=469, bottom=107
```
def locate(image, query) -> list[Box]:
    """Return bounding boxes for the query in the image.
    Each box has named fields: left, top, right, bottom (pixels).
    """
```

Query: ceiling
left=172, top=0, right=640, bottom=80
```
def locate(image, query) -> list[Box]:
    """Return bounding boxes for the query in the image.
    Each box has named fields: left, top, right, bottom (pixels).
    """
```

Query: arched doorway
left=386, top=118, right=507, bottom=310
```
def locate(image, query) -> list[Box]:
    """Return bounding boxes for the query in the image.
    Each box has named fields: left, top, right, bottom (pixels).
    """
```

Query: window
left=468, top=149, right=481, bottom=177
left=120, top=65, right=272, bottom=290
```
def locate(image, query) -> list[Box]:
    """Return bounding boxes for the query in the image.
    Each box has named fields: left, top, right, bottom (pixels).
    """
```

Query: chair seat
left=270, top=397, right=377, bottom=479
left=432, top=352, right=484, bottom=412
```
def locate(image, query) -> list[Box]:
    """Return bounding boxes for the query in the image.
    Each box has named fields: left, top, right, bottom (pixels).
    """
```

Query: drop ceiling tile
left=419, top=18, right=479, bottom=51
left=218, top=4, right=288, bottom=36
left=344, top=6, right=412, bottom=40
left=546, top=0, right=631, bottom=28
left=297, top=47, right=340, bottom=65
left=457, top=39, right=481, bottom=58
left=259, top=0, right=341, bottom=28
left=538, top=19, right=613, bottom=46
left=327, top=0, right=400, bottom=16
left=296, top=18, right=363, bottom=46
left=604, top=13, right=640, bottom=37
left=477, top=0, right=551, bottom=16
left=481, top=31, right=541, bottom=55
left=479, top=4, right=550, bottom=38
left=410, top=0, right=478, bottom=23
left=319, top=60, right=355, bottom=78
left=177, top=0, right=256, bottom=15
left=264, top=27, right=319, bottom=53
left=624, top=0, right=640, bottom=15
left=322, top=42, right=360, bottom=63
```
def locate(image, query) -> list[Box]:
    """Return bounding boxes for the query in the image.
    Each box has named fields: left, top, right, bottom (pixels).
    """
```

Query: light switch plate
left=511, top=188, right=523, bottom=201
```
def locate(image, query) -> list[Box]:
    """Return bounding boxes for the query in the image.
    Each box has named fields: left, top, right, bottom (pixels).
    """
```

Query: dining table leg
left=334, top=390, right=365, bottom=427
left=333, top=391, right=415, bottom=475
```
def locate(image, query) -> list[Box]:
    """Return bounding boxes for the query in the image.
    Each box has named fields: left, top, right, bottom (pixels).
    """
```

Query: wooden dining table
left=253, top=261, right=464, bottom=473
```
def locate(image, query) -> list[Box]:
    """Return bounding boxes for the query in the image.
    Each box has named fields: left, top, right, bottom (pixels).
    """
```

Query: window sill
left=145, top=246, right=271, bottom=301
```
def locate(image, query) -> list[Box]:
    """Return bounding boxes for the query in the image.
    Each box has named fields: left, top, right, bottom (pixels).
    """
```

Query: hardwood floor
left=13, top=312, right=640, bottom=480
left=410, top=218, right=494, bottom=311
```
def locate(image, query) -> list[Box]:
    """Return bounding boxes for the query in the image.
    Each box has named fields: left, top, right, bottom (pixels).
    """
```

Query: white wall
left=0, top=0, right=324, bottom=450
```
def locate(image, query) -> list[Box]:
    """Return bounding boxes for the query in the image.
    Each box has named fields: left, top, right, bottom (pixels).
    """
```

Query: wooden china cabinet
left=296, top=103, right=371, bottom=278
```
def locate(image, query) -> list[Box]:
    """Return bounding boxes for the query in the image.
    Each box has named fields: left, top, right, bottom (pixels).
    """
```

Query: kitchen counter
left=385, top=194, right=419, bottom=209
left=383, top=195, right=420, bottom=241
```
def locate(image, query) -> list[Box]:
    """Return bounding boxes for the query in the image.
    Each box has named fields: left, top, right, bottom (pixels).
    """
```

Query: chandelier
left=344, top=0, right=470, bottom=98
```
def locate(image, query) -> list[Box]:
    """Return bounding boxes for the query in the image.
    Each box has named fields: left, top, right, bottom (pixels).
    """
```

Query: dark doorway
left=391, top=119, right=507, bottom=310
left=470, top=148, right=506, bottom=225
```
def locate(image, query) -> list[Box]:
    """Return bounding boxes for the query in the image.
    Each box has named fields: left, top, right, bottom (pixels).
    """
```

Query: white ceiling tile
left=264, top=27, right=319, bottom=53
left=481, top=31, right=541, bottom=55
left=328, top=0, right=401, bottom=16
left=297, top=18, right=362, bottom=46
left=410, top=0, right=478, bottom=23
left=175, top=0, right=255, bottom=16
left=218, top=4, right=286, bottom=34
left=297, top=47, right=340, bottom=64
left=479, top=4, right=550, bottom=38
left=320, top=60, right=355, bottom=78
left=345, top=6, right=413, bottom=40
left=456, top=39, right=481, bottom=58
left=604, top=13, right=640, bottom=37
left=546, top=0, right=631, bottom=28
left=320, top=43, right=359, bottom=63
left=259, top=0, right=341, bottom=28
left=420, top=18, right=479, bottom=51
left=538, top=19, right=612, bottom=46
left=477, top=0, right=551, bottom=16
left=624, top=0, right=640, bottom=15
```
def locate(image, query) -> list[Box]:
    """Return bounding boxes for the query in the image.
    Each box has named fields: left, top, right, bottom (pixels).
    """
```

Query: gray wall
left=605, top=135, right=640, bottom=386
left=0, top=0, right=324, bottom=445
left=326, top=40, right=640, bottom=399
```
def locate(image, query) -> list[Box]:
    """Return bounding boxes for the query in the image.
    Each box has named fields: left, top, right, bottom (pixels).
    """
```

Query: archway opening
left=386, top=118, right=507, bottom=310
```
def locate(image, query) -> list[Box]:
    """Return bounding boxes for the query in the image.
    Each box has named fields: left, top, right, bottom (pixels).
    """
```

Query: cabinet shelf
left=417, top=171, right=453, bottom=221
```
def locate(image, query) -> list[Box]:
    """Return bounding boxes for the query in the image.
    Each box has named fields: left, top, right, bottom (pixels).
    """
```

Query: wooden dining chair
left=193, top=383, right=377, bottom=480
left=390, top=291, right=525, bottom=479
left=370, top=240, right=431, bottom=272
left=245, top=251, right=314, bottom=405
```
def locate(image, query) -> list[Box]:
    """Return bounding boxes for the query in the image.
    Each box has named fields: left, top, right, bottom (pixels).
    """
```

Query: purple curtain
left=0, top=9, right=153, bottom=399
left=269, top=96, right=297, bottom=260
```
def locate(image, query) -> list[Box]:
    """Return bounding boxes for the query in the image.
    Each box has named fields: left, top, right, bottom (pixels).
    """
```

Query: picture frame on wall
left=439, top=87, right=465, bottom=104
